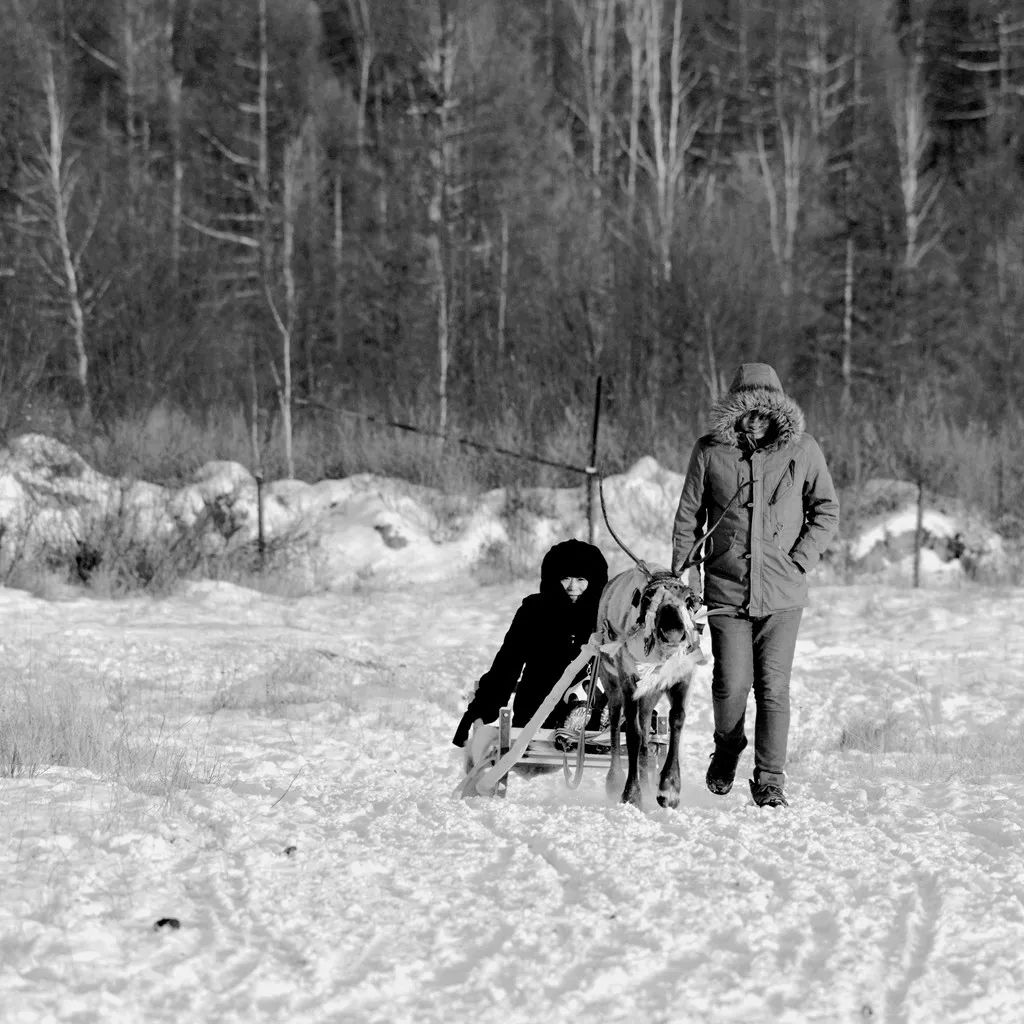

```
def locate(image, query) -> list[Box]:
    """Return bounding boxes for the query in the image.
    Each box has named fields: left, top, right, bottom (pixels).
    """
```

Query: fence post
left=255, top=472, right=266, bottom=568
left=586, top=376, right=602, bottom=544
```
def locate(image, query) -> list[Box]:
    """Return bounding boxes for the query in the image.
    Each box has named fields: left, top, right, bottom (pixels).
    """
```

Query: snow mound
left=0, top=436, right=1013, bottom=590
left=843, top=478, right=1005, bottom=581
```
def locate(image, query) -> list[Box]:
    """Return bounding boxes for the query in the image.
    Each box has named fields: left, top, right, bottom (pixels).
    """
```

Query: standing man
left=671, top=363, right=839, bottom=807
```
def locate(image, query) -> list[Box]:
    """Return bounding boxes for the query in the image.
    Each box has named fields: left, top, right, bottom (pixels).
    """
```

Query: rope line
left=295, top=397, right=590, bottom=475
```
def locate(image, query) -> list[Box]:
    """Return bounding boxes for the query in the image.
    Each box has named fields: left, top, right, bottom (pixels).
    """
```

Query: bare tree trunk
left=169, top=73, right=183, bottom=280
left=333, top=172, right=344, bottom=368
left=893, top=49, right=941, bottom=275
left=703, top=88, right=725, bottom=209
left=841, top=234, right=854, bottom=407
left=703, top=311, right=723, bottom=404
left=262, top=136, right=303, bottom=481
left=161, top=1, right=185, bottom=281
left=431, top=231, right=450, bottom=436
left=642, top=0, right=701, bottom=280
left=545, top=0, right=555, bottom=86
left=913, top=478, right=924, bottom=589
left=624, top=2, right=644, bottom=225
left=840, top=38, right=862, bottom=411
left=570, top=0, right=617, bottom=181
left=249, top=339, right=262, bottom=474
left=425, top=0, right=458, bottom=437
left=257, top=0, right=270, bottom=231
left=886, top=20, right=943, bottom=359
left=122, top=3, right=139, bottom=235
left=497, top=207, right=508, bottom=358
left=347, top=0, right=373, bottom=157
left=42, top=51, right=91, bottom=421
left=748, top=3, right=849, bottom=302
left=279, top=141, right=297, bottom=478
left=256, top=0, right=293, bottom=477
left=755, top=114, right=802, bottom=299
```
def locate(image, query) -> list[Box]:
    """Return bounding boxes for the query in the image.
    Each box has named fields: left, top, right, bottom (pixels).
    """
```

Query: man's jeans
left=707, top=609, right=803, bottom=785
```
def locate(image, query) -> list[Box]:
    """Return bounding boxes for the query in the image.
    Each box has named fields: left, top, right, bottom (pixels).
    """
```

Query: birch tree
left=19, top=48, right=99, bottom=421
left=887, top=33, right=943, bottom=276
left=955, top=2, right=1024, bottom=409
left=564, top=0, right=619, bottom=388
left=882, top=13, right=945, bottom=361
left=749, top=1, right=849, bottom=300
left=568, top=0, right=617, bottom=181
left=836, top=4, right=873, bottom=408
left=624, top=0, right=706, bottom=281
left=165, top=0, right=189, bottom=282
left=417, top=0, right=459, bottom=437
left=183, top=0, right=317, bottom=476
left=264, top=126, right=319, bottom=479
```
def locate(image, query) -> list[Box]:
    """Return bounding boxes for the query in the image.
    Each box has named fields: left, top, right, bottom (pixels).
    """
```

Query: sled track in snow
left=883, top=872, right=941, bottom=1024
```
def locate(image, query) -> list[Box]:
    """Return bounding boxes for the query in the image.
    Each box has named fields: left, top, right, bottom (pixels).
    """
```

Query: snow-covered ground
left=1, top=437, right=1023, bottom=1023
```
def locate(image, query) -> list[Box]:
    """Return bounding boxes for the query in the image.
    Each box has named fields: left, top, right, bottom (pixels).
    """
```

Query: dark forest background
left=1, top=0, right=1023, bottom=535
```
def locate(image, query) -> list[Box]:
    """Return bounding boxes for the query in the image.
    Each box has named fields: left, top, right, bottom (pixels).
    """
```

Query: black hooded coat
left=452, top=539, right=609, bottom=744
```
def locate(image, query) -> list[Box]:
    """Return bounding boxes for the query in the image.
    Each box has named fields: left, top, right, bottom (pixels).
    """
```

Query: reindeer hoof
left=621, top=786, right=643, bottom=809
left=657, top=788, right=680, bottom=809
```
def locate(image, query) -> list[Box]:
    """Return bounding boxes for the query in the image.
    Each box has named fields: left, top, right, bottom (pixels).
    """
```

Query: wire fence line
left=295, top=397, right=596, bottom=477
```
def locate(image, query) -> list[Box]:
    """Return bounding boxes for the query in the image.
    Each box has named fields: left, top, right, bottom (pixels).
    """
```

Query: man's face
left=737, top=410, right=769, bottom=439
left=561, top=577, right=589, bottom=602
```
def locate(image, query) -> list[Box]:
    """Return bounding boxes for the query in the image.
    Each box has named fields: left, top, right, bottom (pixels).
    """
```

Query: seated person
left=452, top=538, right=609, bottom=749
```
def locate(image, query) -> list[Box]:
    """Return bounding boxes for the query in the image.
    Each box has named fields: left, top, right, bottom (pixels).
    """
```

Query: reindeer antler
left=599, top=474, right=754, bottom=577
left=598, top=476, right=651, bottom=576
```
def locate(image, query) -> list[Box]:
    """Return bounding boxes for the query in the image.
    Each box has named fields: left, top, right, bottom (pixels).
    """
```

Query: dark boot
left=705, top=734, right=748, bottom=795
left=749, top=776, right=788, bottom=807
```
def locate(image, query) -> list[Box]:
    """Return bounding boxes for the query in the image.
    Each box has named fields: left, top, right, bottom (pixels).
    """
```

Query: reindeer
left=598, top=567, right=707, bottom=808
left=590, top=476, right=754, bottom=808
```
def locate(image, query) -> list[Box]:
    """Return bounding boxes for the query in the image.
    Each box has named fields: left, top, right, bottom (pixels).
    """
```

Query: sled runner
left=454, top=638, right=671, bottom=799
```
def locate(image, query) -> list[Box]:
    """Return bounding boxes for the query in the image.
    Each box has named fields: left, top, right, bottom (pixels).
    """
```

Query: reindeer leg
left=605, top=696, right=624, bottom=799
left=603, top=655, right=625, bottom=800
left=637, top=693, right=657, bottom=802
left=621, top=685, right=644, bottom=808
left=657, top=682, right=688, bottom=809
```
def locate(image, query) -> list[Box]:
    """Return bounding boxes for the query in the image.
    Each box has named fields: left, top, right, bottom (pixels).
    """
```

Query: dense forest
left=1, top=0, right=1023, bottom=528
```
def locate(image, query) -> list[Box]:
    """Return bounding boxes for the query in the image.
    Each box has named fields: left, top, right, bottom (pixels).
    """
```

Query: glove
left=683, top=588, right=703, bottom=614
left=452, top=709, right=477, bottom=747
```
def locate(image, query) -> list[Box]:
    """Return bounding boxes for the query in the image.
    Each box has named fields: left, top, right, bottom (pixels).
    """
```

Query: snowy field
left=2, top=577, right=1023, bottom=1023
left=1, top=437, right=1023, bottom=1022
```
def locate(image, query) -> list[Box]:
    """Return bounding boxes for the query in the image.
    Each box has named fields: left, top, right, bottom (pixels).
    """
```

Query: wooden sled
left=454, top=639, right=670, bottom=799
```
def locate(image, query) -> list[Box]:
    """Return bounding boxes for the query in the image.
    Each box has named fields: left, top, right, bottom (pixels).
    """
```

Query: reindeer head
left=638, top=573, right=701, bottom=657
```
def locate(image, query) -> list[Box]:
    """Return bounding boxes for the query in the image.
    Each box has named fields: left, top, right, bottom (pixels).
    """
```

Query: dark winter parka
left=671, top=363, right=839, bottom=617
left=452, top=539, right=608, bottom=742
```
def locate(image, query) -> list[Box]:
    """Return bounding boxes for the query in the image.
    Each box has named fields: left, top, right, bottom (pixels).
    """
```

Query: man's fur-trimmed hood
left=707, top=374, right=806, bottom=453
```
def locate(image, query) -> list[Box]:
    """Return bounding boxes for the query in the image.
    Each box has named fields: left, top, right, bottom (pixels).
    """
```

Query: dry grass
left=835, top=709, right=1024, bottom=783
left=206, top=648, right=349, bottom=715
left=0, top=665, right=222, bottom=800
left=34, top=400, right=601, bottom=493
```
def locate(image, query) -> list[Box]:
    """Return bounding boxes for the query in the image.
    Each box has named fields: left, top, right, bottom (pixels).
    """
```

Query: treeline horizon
left=1, top=0, right=1023, bottom=525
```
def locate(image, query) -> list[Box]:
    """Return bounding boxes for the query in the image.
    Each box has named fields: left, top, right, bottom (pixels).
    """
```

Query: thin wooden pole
left=256, top=472, right=266, bottom=568
left=587, top=376, right=603, bottom=544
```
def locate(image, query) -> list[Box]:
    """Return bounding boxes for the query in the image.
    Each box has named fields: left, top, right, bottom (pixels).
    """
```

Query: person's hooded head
left=539, top=538, right=608, bottom=623
left=709, top=362, right=805, bottom=452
